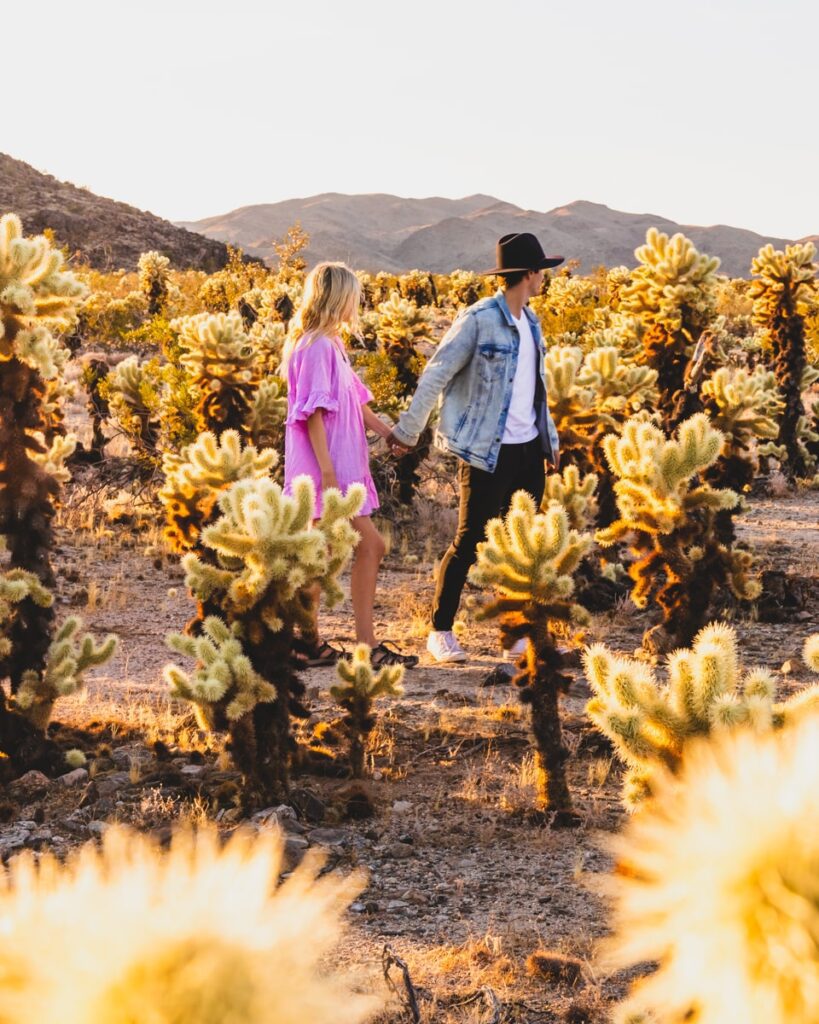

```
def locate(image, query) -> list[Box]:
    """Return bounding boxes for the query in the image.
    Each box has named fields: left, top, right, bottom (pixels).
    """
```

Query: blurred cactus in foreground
left=607, top=717, right=819, bottom=1024
left=470, top=493, right=591, bottom=823
left=585, top=621, right=819, bottom=809
left=0, top=825, right=379, bottom=1024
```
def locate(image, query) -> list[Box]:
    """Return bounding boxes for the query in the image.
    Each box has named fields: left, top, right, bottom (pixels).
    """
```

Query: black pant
left=431, top=438, right=546, bottom=631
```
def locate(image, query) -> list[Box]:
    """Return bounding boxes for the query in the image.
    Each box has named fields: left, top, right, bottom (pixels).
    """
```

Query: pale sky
left=5, top=0, right=817, bottom=238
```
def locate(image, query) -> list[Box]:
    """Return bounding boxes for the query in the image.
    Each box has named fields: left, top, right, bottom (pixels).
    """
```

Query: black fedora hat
left=482, top=232, right=565, bottom=275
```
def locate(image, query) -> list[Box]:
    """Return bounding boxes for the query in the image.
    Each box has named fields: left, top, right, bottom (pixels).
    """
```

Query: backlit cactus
left=701, top=364, right=783, bottom=494
left=585, top=621, right=819, bottom=809
left=543, top=464, right=599, bottom=532
left=330, top=644, right=404, bottom=777
left=750, top=241, right=818, bottom=479
left=160, top=429, right=278, bottom=552
left=137, top=250, right=172, bottom=316
left=597, top=413, right=759, bottom=648
left=0, top=213, right=86, bottom=699
left=174, top=311, right=258, bottom=435
left=470, top=492, right=591, bottom=821
left=165, top=472, right=363, bottom=804
left=15, top=616, right=117, bottom=732
left=165, top=616, right=276, bottom=730
left=621, top=229, right=720, bottom=431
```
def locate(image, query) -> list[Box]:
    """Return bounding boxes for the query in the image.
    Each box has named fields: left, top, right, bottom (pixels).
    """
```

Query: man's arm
left=389, top=312, right=478, bottom=448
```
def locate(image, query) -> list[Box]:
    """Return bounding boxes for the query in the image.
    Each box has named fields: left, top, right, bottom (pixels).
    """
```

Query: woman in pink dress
left=282, top=262, right=418, bottom=668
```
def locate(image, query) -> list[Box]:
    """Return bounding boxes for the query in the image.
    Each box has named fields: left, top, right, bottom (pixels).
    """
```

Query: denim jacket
left=391, top=290, right=560, bottom=472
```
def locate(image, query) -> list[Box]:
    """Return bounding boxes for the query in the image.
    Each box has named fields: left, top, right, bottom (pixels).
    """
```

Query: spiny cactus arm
left=331, top=643, right=404, bottom=701
left=585, top=700, right=667, bottom=769
left=543, top=465, right=599, bottom=531
left=722, top=547, right=761, bottom=601
left=681, top=485, right=740, bottom=512
left=29, top=432, right=77, bottom=485
left=622, top=767, right=656, bottom=811
left=15, top=617, right=117, bottom=724
left=774, top=683, right=819, bottom=727
left=10, top=326, right=67, bottom=379
left=181, top=552, right=236, bottom=601
left=248, top=377, right=287, bottom=443
left=316, top=484, right=366, bottom=606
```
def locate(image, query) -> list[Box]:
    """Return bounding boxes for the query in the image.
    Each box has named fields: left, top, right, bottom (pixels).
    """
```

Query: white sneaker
left=426, top=630, right=468, bottom=664
left=503, top=637, right=528, bottom=662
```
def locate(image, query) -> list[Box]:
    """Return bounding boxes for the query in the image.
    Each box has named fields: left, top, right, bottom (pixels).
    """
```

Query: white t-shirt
left=502, top=310, right=539, bottom=444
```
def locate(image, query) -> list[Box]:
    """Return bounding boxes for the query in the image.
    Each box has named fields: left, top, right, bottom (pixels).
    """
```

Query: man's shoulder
left=461, top=294, right=501, bottom=319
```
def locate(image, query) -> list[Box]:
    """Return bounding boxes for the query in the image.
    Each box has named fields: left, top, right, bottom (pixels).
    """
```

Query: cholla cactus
left=248, top=376, right=287, bottom=448
left=545, top=346, right=609, bottom=465
left=0, top=213, right=86, bottom=695
left=0, top=825, right=378, bottom=1024
left=174, top=311, right=259, bottom=435
left=750, top=241, right=818, bottom=479
left=597, top=413, right=759, bottom=649
left=166, top=474, right=364, bottom=804
left=102, top=354, right=163, bottom=458
left=374, top=291, right=431, bottom=395
left=532, top=273, right=601, bottom=338
left=607, top=717, right=819, bottom=1024
left=0, top=569, right=52, bottom=660
left=577, top=346, right=658, bottom=417
left=470, top=493, right=592, bottom=821
left=585, top=621, right=819, bottom=809
left=330, top=644, right=404, bottom=778
left=398, top=269, right=437, bottom=307
left=137, top=250, right=172, bottom=316
left=165, top=616, right=275, bottom=730
left=621, top=229, right=720, bottom=431
left=15, top=617, right=117, bottom=732
left=701, top=364, right=783, bottom=494
left=160, top=429, right=278, bottom=552
left=543, top=464, right=599, bottom=531
left=445, top=269, right=487, bottom=309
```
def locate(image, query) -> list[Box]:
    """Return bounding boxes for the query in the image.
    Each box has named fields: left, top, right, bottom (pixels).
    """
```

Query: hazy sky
left=5, top=0, right=817, bottom=238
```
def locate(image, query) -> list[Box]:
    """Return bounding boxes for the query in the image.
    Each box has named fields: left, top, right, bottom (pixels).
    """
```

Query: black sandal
left=370, top=641, right=419, bottom=670
left=292, top=638, right=346, bottom=668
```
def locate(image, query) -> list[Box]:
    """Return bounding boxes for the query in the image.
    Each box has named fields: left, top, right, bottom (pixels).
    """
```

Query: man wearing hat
left=388, top=232, right=564, bottom=664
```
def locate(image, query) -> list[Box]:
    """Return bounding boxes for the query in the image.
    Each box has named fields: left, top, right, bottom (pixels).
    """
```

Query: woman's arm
left=361, top=403, right=392, bottom=439
left=306, top=410, right=339, bottom=490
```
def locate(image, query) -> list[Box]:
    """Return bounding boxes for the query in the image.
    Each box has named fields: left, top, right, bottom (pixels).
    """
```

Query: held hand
left=386, top=429, right=412, bottom=458
left=321, top=468, right=340, bottom=491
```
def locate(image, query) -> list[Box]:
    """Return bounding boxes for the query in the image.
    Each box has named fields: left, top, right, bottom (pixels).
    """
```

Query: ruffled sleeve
left=286, top=337, right=340, bottom=423
left=352, top=370, right=374, bottom=405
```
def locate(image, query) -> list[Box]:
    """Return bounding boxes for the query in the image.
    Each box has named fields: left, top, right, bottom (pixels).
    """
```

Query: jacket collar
left=494, top=288, right=540, bottom=331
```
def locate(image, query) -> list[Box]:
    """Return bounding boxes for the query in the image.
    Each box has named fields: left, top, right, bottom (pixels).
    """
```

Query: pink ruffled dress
left=284, top=334, right=379, bottom=517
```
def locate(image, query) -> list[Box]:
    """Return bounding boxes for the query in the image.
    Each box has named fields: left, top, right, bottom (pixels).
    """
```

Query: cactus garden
left=3, top=209, right=819, bottom=1024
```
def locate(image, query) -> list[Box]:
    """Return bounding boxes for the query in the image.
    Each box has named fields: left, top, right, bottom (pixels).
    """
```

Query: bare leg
left=350, top=516, right=386, bottom=646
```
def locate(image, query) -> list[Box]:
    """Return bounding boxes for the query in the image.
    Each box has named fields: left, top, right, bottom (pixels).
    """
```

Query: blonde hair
left=281, top=262, right=361, bottom=374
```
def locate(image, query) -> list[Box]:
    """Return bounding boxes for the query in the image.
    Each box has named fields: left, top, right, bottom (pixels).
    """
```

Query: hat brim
left=479, top=256, right=565, bottom=276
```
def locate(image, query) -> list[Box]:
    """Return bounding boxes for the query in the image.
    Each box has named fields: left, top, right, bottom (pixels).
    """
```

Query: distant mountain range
left=180, top=193, right=817, bottom=278
left=0, top=154, right=232, bottom=271
left=1, top=153, right=814, bottom=278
